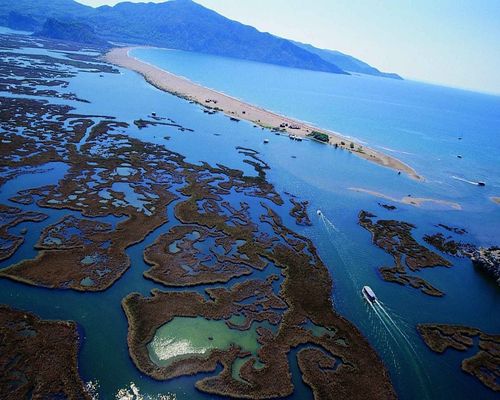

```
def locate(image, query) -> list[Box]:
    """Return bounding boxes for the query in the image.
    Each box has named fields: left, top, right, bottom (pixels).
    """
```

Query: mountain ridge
left=291, top=40, right=402, bottom=80
left=35, top=17, right=109, bottom=47
left=0, top=0, right=401, bottom=79
left=84, top=0, right=347, bottom=74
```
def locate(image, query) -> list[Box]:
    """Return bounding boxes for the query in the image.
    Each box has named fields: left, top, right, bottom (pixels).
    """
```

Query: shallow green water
left=148, top=317, right=261, bottom=368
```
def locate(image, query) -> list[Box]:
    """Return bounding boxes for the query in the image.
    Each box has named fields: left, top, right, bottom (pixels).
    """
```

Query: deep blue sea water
left=0, top=30, right=499, bottom=400
left=133, top=48, right=500, bottom=239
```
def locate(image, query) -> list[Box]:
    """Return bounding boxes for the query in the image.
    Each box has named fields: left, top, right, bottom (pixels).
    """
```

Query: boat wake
left=316, top=210, right=359, bottom=288
left=365, top=295, right=432, bottom=400
left=317, top=209, right=339, bottom=232
left=316, top=210, right=431, bottom=399
left=452, top=175, right=481, bottom=186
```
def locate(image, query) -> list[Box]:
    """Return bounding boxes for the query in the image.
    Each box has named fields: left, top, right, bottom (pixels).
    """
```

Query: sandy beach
left=349, top=187, right=462, bottom=210
left=105, top=47, right=421, bottom=180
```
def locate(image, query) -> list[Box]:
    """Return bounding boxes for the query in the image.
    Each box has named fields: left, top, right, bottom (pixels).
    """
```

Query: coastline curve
left=104, top=46, right=422, bottom=181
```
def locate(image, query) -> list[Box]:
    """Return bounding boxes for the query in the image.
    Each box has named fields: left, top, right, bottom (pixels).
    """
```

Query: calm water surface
left=0, top=35, right=499, bottom=399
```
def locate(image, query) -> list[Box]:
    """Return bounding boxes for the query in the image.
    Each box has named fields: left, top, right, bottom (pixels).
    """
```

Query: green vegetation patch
left=307, top=131, right=329, bottom=143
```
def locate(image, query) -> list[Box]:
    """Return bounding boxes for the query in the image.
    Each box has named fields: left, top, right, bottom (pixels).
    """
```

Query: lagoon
left=0, top=32, right=499, bottom=400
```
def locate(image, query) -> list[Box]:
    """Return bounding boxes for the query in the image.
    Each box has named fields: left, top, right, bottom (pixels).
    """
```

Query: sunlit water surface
left=0, top=31, right=499, bottom=399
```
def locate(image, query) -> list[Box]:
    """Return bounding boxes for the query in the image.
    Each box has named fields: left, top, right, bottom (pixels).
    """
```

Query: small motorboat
left=362, top=286, right=377, bottom=303
left=264, top=139, right=269, bottom=144
left=477, top=181, right=486, bottom=187
left=317, top=210, right=322, bottom=216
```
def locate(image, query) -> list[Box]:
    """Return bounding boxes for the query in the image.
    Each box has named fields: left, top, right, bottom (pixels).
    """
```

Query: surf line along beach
left=105, top=47, right=421, bottom=180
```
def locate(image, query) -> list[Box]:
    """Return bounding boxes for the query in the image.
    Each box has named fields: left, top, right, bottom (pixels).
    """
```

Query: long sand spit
left=349, top=187, right=462, bottom=210
left=105, top=47, right=422, bottom=180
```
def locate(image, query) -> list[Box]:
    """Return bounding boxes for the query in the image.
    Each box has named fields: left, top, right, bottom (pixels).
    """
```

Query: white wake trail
left=375, top=299, right=417, bottom=352
left=318, top=212, right=359, bottom=286
left=370, top=302, right=401, bottom=347
left=370, top=300, right=432, bottom=400
left=319, top=212, right=339, bottom=232
left=367, top=302, right=400, bottom=371
left=317, top=210, right=430, bottom=398
left=452, top=175, right=480, bottom=185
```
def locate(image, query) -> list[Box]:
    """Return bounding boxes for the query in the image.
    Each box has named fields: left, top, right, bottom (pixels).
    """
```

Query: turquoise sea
left=1, top=28, right=499, bottom=399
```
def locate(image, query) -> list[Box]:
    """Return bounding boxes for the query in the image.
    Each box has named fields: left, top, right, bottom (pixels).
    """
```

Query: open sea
left=1, top=28, right=499, bottom=399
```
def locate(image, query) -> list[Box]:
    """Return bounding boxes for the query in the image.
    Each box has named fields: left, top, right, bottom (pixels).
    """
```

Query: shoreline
left=104, top=46, right=422, bottom=180
left=349, top=187, right=462, bottom=210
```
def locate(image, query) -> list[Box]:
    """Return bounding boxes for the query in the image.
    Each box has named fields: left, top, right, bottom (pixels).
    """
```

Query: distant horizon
left=72, top=0, right=500, bottom=96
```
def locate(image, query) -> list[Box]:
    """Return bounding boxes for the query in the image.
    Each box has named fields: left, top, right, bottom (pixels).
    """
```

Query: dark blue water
left=133, top=48, right=500, bottom=197
left=0, top=36, right=499, bottom=399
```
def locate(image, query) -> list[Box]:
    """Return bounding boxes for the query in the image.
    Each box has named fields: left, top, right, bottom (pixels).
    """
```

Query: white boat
left=264, top=139, right=269, bottom=144
left=362, top=286, right=377, bottom=303
left=317, top=209, right=322, bottom=216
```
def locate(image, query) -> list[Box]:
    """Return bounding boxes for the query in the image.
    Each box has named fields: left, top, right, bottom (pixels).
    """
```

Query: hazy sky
left=77, top=0, right=500, bottom=95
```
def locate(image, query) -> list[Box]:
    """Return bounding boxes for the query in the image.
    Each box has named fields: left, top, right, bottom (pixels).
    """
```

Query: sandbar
left=349, top=187, right=462, bottom=210
left=105, top=47, right=422, bottom=180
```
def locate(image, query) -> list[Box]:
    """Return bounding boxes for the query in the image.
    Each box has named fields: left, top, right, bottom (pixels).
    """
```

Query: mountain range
left=0, top=0, right=401, bottom=79
left=36, top=18, right=109, bottom=46
left=292, top=41, right=402, bottom=80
